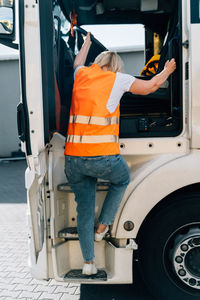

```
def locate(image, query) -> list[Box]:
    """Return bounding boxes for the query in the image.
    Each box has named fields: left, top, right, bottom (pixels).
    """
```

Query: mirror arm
left=0, top=21, right=12, bottom=33
left=0, top=38, right=18, bottom=49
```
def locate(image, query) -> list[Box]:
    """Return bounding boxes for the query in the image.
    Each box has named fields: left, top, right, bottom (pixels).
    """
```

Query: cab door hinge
left=46, top=144, right=53, bottom=151
left=182, top=40, right=189, bottom=49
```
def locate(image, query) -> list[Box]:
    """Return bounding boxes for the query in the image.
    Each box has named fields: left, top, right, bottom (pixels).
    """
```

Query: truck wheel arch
left=114, top=152, right=200, bottom=239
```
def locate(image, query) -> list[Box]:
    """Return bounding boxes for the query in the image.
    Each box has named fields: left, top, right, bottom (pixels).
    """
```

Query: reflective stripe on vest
left=69, top=115, right=119, bottom=126
left=66, top=134, right=119, bottom=144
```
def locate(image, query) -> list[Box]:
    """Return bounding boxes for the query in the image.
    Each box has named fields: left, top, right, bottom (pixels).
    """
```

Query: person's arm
left=73, top=32, right=92, bottom=70
left=129, top=58, right=176, bottom=95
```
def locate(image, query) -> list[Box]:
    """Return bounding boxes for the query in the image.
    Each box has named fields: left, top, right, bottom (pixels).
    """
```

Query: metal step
left=57, top=181, right=110, bottom=193
left=64, top=269, right=107, bottom=282
left=58, top=227, right=111, bottom=240
left=58, top=227, right=78, bottom=239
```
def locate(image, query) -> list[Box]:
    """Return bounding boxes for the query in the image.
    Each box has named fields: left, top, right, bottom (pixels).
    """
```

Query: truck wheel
left=137, top=192, right=200, bottom=300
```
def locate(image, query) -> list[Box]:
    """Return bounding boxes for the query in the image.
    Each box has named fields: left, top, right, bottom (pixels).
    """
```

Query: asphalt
left=0, top=159, right=155, bottom=300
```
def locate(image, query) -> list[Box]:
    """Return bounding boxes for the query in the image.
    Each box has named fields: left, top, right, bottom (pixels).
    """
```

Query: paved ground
left=0, top=160, right=80, bottom=300
left=0, top=159, right=155, bottom=300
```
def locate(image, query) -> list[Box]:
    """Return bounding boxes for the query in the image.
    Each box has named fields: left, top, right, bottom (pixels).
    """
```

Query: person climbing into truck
left=64, top=32, right=176, bottom=275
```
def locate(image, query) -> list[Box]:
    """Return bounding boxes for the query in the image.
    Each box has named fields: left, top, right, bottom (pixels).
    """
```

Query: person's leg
left=97, top=155, right=130, bottom=229
left=65, top=156, right=97, bottom=263
left=75, top=176, right=97, bottom=262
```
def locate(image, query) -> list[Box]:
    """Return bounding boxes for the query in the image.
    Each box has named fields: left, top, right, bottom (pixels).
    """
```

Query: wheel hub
left=185, top=247, right=200, bottom=278
left=173, top=234, right=200, bottom=289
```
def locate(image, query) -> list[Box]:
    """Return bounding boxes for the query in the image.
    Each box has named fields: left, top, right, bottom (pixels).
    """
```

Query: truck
left=0, top=1, right=200, bottom=299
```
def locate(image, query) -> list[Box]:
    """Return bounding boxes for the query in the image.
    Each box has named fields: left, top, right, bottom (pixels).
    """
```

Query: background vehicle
left=1, top=1, right=200, bottom=299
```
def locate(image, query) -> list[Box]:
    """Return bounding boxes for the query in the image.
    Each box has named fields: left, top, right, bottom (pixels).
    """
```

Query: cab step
left=58, top=227, right=111, bottom=240
left=58, top=227, right=78, bottom=239
left=57, top=180, right=110, bottom=193
left=64, top=269, right=107, bottom=282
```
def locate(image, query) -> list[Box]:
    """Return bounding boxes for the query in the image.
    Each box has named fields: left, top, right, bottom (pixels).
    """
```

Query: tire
left=137, top=192, right=200, bottom=300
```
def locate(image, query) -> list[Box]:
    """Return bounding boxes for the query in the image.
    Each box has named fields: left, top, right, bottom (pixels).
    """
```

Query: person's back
left=65, top=63, right=120, bottom=157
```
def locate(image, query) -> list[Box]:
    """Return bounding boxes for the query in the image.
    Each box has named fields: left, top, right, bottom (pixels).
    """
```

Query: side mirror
left=0, top=0, right=15, bottom=41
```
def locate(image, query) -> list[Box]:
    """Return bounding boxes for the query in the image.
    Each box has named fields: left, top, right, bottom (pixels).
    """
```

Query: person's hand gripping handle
left=73, top=32, right=92, bottom=70
left=164, top=58, right=176, bottom=76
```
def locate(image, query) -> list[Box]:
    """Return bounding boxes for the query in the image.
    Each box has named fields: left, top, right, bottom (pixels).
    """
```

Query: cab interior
left=52, top=0, right=182, bottom=139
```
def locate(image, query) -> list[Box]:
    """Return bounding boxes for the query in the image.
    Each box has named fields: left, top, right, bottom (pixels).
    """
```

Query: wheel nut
left=192, top=238, right=200, bottom=246
left=181, top=244, right=189, bottom=252
left=189, top=278, right=196, bottom=286
left=175, top=256, right=183, bottom=263
left=178, top=269, right=186, bottom=277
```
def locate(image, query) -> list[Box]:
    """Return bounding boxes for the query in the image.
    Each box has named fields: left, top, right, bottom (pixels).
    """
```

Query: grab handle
left=17, top=103, right=26, bottom=142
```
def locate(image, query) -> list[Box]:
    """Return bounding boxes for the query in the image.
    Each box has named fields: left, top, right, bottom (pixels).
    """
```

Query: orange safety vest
left=64, top=64, right=120, bottom=156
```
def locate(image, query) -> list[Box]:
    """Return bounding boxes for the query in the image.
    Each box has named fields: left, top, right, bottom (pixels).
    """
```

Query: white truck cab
left=1, top=1, right=200, bottom=299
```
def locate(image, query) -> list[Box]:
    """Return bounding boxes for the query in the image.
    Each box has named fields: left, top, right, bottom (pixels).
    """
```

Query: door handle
left=17, top=103, right=26, bottom=142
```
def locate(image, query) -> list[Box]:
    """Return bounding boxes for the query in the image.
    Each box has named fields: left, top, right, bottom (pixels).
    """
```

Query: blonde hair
left=94, top=51, right=124, bottom=73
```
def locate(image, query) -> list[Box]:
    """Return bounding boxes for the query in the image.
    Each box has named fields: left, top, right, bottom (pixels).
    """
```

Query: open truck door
left=16, top=0, right=60, bottom=279
left=14, top=0, right=57, bottom=279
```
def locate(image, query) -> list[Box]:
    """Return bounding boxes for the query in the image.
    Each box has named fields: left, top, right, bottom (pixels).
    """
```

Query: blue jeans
left=65, top=155, right=130, bottom=262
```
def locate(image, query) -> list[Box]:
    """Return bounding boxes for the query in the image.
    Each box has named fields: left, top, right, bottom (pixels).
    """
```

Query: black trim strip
left=19, top=0, right=32, bottom=155
left=178, top=0, right=183, bottom=136
left=74, top=26, right=108, bottom=51
left=0, top=38, right=18, bottom=49
left=57, top=0, right=71, bottom=23
left=39, top=0, right=56, bottom=143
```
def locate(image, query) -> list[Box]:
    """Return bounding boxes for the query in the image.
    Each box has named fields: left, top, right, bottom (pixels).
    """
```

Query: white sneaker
left=82, top=263, right=97, bottom=275
left=95, top=226, right=109, bottom=242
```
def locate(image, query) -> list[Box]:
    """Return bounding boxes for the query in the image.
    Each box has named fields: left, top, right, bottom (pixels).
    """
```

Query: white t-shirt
left=74, top=66, right=135, bottom=113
